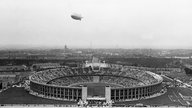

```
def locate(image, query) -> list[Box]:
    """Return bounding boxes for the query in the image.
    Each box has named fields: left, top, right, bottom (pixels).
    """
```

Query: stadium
left=29, top=57, right=164, bottom=105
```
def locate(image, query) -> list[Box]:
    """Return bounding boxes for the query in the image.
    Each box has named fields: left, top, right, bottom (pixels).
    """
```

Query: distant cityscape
left=1, top=45, right=192, bottom=60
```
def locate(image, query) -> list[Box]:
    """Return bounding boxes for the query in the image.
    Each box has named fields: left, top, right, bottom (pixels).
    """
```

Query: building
left=0, top=74, right=17, bottom=89
left=31, top=63, right=61, bottom=71
left=29, top=58, right=163, bottom=103
left=0, top=65, right=27, bottom=72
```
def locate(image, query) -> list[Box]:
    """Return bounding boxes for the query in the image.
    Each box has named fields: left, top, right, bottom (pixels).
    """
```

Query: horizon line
left=0, top=44, right=192, bottom=50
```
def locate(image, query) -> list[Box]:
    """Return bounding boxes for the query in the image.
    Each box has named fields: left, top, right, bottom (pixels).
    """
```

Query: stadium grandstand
left=29, top=57, right=164, bottom=107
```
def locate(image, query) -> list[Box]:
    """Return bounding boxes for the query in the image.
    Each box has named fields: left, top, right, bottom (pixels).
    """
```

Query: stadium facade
left=29, top=57, right=163, bottom=103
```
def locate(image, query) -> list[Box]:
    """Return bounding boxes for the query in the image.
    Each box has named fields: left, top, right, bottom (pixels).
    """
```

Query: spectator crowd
left=30, top=64, right=160, bottom=88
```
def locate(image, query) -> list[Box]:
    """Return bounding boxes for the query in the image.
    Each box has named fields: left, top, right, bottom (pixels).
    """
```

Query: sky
left=0, top=0, right=192, bottom=49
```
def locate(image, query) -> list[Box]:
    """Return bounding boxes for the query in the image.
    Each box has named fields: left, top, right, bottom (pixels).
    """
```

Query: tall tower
left=82, top=86, right=87, bottom=101
left=64, top=44, right=69, bottom=53
left=105, top=86, right=111, bottom=102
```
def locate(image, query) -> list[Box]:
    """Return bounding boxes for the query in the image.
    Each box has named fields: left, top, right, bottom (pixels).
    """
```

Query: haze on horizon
left=0, top=0, right=192, bottom=49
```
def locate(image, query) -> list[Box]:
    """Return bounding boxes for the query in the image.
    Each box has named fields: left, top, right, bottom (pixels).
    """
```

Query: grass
left=0, top=87, right=75, bottom=104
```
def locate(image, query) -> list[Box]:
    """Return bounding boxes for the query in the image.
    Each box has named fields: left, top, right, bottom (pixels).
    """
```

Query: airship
left=71, top=14, right=83, bottom=21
